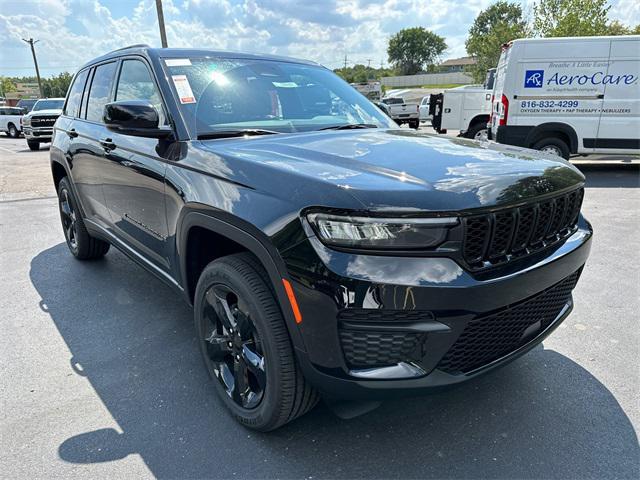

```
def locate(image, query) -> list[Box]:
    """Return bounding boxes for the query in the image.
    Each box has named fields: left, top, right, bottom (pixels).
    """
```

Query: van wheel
left=464, top=123, right=488, bottom=141
left=532, top=137, right=570, bottom=160
left=57, top=177, right=110, bottom=260
left=194, top=253, right=319, bottom=431
left=27, top=140, right=39, bottom=151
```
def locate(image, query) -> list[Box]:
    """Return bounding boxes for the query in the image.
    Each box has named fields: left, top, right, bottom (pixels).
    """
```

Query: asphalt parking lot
left=1, top=134, right=638, bottom=479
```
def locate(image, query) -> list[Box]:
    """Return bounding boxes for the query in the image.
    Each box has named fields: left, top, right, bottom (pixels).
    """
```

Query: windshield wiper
left=197, top=128, right=281, bottom=140
left=317, top=123, right=378, bottom=131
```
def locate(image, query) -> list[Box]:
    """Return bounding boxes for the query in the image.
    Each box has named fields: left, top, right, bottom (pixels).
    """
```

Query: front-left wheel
left=194, top=253, right=319, bottom=431
left=57, top=177, right=110, bottom=260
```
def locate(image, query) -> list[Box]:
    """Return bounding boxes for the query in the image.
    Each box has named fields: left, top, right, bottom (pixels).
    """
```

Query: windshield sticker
left=272, top=81, right=298, bottom=88
left=165, top=58, right=192, bottom=67
left=172, top=75, right=196, bottom=104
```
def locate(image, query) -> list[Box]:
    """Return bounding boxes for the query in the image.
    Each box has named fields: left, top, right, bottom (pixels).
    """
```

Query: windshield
left=163, top=57, right=394, bottom=137
left=33, top=99, right=64, bottom=111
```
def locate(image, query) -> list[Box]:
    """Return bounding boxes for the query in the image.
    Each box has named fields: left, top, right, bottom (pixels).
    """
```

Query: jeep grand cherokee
left=50, top=45, right=592, bottom=431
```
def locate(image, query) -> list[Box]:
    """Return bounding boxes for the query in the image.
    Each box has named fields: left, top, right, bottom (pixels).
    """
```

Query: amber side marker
left=282, top=279, right=302, bottom=324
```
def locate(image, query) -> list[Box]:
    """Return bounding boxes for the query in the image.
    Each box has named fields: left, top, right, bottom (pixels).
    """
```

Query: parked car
left=51, top=45, right=592, bottom=431
left=22, top=98, right=64, bottom=150
left=381, top=96, right=420, bottom=128
left=16, top=98, right=39, bottom=113
left=419, top=96, right=431, bottom=122
left=430, top=85, right=492, bottom=140
left=490, top=35, right=640, bottom=159
left=0, top=106, right=24, bottom=138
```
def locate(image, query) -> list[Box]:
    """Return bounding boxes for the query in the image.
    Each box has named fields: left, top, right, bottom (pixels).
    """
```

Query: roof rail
left=109, top=44, right=151, bottom=53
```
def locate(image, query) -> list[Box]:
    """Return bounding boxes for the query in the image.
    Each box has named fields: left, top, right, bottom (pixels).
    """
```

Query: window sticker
left=172, top=75, right=196, bottom=104
left=272, top=81, right=298, bottom=88
left=165, top=58, right=192, bottom=67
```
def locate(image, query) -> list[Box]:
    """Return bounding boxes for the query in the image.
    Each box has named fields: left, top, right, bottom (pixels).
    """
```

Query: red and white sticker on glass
left=172, top=75, right=196, bottom=104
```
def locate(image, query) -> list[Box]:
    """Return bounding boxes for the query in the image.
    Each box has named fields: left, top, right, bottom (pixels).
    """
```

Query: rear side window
left=115, top=59, right=167, bottom=125
left=86, top=62, right=117, bottom=122
left=64, top=69, right=89, bottom=117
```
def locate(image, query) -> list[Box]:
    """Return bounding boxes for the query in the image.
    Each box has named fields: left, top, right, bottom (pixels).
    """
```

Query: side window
left=0, top=109, right=6, bottom=115
left=64, top=69, right=89, bottom=118
left=115, top=60, right=167, bottom=125
left=85, top=62, right=117, bottom=123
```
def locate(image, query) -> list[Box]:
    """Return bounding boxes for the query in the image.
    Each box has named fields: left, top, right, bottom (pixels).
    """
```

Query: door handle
left=68, top=128, right=78, bottom=138
left=99, top=138, right=116, bottom=151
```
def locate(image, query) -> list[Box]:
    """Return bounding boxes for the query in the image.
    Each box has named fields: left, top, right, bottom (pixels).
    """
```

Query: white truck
left=380, top=97, right=420, bottom=128
left=0, top=106, right=24, bottom=138
left=490, top=35, right=640, bottom=159
left=430, top=85, right=492, bottom=140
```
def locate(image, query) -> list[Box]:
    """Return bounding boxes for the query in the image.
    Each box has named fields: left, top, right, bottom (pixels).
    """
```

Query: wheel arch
left=469, top=114, right=489, bottom=127
left=177, top=209, right=307, bottom=351
left=525, top=123, right=579, bottom=154
left=51, top=159, right=69, bottom=193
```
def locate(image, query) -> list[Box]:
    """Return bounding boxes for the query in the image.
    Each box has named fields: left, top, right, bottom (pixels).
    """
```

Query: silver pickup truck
left=381, top=97, right=420, bottom=129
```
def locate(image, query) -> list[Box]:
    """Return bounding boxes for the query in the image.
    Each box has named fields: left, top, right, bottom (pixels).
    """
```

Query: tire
left=7, top=123, right=19, bottom=138
left=532, top=137, right=570, bottom=160
left=57, top=177, right=110, bottom=260
left=27, top=140, right=39, bottom=151
left=464, top=122, right=489, bottom=141
left=194, top=253, right=319, bottom=431
left=409, top=119, right=419, bottom=129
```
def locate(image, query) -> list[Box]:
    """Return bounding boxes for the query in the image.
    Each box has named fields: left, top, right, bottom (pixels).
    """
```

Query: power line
left=21, top=38, right=43, bottom=98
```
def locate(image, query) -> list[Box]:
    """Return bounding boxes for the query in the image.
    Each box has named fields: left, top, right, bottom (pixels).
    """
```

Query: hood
left=197, top=129, right=585, bottom=212
left=27, top=109, right=62, bottom=117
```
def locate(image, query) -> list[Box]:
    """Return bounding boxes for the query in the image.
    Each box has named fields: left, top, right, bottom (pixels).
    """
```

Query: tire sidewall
left=57, top=178, right=80, bottom=256
left=533, top=138, right=570, bottom=160
left=194, top=260, right=290, bottom=429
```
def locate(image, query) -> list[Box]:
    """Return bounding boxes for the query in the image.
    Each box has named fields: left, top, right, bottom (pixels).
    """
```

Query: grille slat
left=462, top=188, right=583, bottom=270
left=437, top=270, right=581, bottom=374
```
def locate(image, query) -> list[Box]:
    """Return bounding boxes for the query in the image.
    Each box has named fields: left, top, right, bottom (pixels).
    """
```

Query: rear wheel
left=57, top=177, right=110, bottom=260
left=27, top=140, right=39, bottom=151
left=8, top=124, right=19, bottom=138
left=532, top=137, right=570, bottom=160
left=464, top=122, right=488, bottom=141
left=194, top=253, right=319, bottom=431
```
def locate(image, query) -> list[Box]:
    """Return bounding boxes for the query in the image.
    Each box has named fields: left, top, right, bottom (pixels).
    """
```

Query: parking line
left=0, top=145, right=16, bottom=154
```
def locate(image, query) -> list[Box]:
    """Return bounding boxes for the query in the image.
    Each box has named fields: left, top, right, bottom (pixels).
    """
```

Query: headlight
left=307, top=213, right=458, bottom=249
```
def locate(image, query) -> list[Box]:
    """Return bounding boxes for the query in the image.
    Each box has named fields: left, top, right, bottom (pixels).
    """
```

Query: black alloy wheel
left=201, top=284, right=266, bottom=409
left=59, top=187, right=79, bottom=253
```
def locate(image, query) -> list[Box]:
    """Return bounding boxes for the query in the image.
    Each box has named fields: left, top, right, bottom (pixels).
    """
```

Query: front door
left=100, top=58, right=171, bottom=273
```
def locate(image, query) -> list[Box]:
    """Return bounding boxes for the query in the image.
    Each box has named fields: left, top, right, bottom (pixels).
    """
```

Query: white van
left=490, top=35, right=640, bottom=159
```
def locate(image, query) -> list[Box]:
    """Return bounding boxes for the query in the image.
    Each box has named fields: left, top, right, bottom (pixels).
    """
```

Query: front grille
left=437, top=270, right=581, bottom=374
left=338, top=310, right=431, bottom=368
left=462, top=188, right=584, bottom=270
left=30, top=115, right=58, bottom=127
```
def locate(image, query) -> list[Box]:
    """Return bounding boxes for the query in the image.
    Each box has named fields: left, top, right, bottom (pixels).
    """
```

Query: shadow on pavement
left=31, top=244, right=638, bottom=479
left=575, top=163, right=639, bottom=188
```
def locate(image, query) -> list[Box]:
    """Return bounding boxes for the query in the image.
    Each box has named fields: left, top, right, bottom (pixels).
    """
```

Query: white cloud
left=0, top=0, right=637, bottom=77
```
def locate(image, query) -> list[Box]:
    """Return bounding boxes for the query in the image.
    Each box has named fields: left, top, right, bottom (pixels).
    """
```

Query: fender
left=525, top=122, right=579, bottom=153
left=176, top=207, right=307, bottom=352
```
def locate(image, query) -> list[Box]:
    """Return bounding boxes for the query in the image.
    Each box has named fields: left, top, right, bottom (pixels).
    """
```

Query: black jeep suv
left=51, top=45, right=592, bottom=431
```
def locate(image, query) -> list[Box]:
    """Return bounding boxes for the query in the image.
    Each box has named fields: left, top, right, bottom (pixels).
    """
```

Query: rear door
left=69, top=61, right=118, bottom=226
left=100, top=57, right=171, bottom=272
left=594, top=37, right=640, bottom=153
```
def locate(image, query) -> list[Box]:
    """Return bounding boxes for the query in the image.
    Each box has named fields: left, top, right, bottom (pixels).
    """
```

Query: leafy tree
left=532, top=0, right=611, bottom=37
left=42, top=72, right=73, bottom=98
left=0, top=77, right=17, bottom=96
left=387, top=27, right=447, bottom=75
left=606, top=20, right=640, bottom=35
left=465, top=1, right=528, bottom=82
left=334, top=64, right=396, bottom=83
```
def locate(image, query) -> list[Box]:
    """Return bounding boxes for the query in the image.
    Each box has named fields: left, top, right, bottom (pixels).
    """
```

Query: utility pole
left=366, top=59, right=372, bottom=68
left=22, top=38, right=43, bottom=98
left=343, top=54, right=348, bottom=70
left=380, top=59, right=385, bottom=69
left=155, top=0, right=168, bottom=48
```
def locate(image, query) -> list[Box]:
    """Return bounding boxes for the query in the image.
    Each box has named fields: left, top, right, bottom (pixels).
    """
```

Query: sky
left=0, top=0, right=638, bottom=78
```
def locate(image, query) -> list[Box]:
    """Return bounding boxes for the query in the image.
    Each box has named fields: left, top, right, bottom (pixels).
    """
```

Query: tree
left=533, top=0, right=611, bottom=37
left=42, top=72, right=73, bottom=98
left=606, top=20, right=640, bottom=35
left=0, top=77, right=17, bottom=96
left=465, top=1, right=528, bottom=82
left=334, top=65, right=396, bottom=83
left=387, top=27, right=447, bottom=75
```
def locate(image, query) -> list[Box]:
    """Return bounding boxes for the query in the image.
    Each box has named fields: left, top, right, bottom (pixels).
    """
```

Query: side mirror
left=103, top=101, right=171, bottom=138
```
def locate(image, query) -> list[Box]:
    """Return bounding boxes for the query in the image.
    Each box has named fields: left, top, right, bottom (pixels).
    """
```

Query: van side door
left=594, top=37, right=640, bottom=153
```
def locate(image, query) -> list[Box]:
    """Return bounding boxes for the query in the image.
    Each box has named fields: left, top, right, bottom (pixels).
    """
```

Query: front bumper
left=282, top=217, right=592, bottom=399
left=23, top=127, right=53, bottom=141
